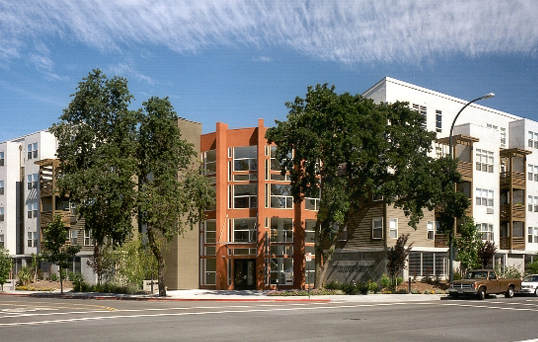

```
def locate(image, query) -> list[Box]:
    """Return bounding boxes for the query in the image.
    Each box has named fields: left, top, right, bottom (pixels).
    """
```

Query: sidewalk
left=0, top=288, right=446, bottom=303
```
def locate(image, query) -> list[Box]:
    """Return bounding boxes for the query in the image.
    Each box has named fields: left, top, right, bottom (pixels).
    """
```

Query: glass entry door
left=234, top=259, right=256, bottom=290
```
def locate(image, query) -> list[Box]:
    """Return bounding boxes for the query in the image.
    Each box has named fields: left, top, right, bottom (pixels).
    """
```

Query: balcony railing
left=500, top=171, right=526, bottom=189
left=457, top=161, right=473, bottom=180
left=500, top=236, right=526, bottom=250
left=500, top=203, right=526, bottom=219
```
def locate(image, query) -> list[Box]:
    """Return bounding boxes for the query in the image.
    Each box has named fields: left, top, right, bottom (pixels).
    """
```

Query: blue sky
left=1, top=1, right=537, bottom=142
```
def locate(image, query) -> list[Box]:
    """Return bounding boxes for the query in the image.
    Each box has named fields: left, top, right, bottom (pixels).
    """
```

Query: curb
left=0, top=291, right=331, bottom=302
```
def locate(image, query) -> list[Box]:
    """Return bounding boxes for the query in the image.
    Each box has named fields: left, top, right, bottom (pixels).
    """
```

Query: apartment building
left=0, top=130, right=58, bottom=273
left=354, top=77, right=538, bottom=280
left=200, top=119, right=318, bottom=290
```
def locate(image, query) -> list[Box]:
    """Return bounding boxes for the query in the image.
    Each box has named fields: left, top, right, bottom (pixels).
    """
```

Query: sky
left=1, top=0, right=537, bottom=142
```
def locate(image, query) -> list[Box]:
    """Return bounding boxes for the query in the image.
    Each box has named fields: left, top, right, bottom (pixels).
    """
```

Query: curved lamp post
left=448, top=92, right=495, bottom=282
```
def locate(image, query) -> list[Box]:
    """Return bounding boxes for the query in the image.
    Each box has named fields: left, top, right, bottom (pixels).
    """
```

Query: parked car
left=448, top=269, right=521, bottom=300
left=517, top=274, right=538, bottom=296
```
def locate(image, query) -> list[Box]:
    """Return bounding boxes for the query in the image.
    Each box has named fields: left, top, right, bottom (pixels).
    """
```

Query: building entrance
left=234, top=259, right=256, bottom=290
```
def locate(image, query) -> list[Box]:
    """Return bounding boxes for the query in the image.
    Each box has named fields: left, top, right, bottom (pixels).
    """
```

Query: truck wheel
left=505, top=286, right=514, bottom=298
left=535, top=288, right=538, bottom=297
left=477, top=287, right=486, bottom=300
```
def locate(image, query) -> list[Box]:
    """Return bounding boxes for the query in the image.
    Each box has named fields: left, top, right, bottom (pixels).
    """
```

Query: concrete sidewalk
left=0, top=288, right=446, bottom=302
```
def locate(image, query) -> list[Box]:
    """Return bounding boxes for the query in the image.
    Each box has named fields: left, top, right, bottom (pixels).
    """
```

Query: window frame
left=389, top=218, right=398, bottom=239
left=372, top=218, right=383, bottom=240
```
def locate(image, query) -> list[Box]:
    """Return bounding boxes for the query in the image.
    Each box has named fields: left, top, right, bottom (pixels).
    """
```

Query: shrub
left=325, top=281, right=342, bottom=290
left=526, top=260, right=538, bottom=275
left=380, top=274, right=391, bottom=289
left=49, top=272, right=58, bottom=281
left=411, top=289, right=420, bottom=294
left=17, top=266, right=32, bottom=286
left=367, top=281, right=378, bottom=293
left=396, top=276, right=404, bottom=286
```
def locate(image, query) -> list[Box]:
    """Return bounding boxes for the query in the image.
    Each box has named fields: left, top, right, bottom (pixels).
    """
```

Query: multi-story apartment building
left=0, top=130, right=57, bottom=274
left=351, top=77, right=538, bottom=280
left=200, top=120, right=318, bottom=290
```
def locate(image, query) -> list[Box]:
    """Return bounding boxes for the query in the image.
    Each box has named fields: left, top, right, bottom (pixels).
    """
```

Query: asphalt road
left=1, top=295, right=538, bottom=342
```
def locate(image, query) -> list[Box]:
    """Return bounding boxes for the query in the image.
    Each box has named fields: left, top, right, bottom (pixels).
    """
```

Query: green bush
left=396, top=289, right=408, bottom=294
left=17, top=266, right=32, bottom=286
left=367, top=281, right=379, bottom=293
left=325, top=281, right=342, bottom=290
left=526, top=260, right=538, bottom=275
left=396, top=276, right=404, bottom=286
left=380, top=274, right=391, bottom=289
left=411, top=289, right=420, bottom=294
left=49, top=272, right=58, bottom=281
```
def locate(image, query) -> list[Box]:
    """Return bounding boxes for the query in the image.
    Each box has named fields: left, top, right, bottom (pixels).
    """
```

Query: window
left=305, top=197, right=320, bottom=210
left=205, top=220, right=216, bottom=243
left=477, top=223, right=494, bottom=241
left=270, top=245, right=293, bottom=255
left=305, top=220, right=316, bottom=244
left=528, top=227, right=538, bottom=244
left=0, top=180, right=4, bottom=195
left=84, top=230, right=93, bottom=246
left=529, top=131, right=538, bottom=149
left=0, top=151, right=4, bottom=166
left=269, top=184, right=293, bottom=209
left=529, top=164, right=538, bottom=182
left=389, top=218, right=398, bottom=239
left=27, top=143, right=38, bottom=160
left=435, top=110, right=442, bottom=132
left=412, top=104, right=427, bottom=128
left=233, top=146, right=257, bottom=172
left=528, top=196, right=538, bottom=212
left=372, top=218, right=383, bottom=240
left=475, top=188, right=494, bottom=206
left=27, top=173, right=38, bottom=190
left=27, top=232, right=37, bottom=248
left=269, top=146, right=291, bottom=181
left=427, top=221, right=434, bottom=240
left=500, top=127, right=506, bottom=148
left=203, top=150, right=216, bottom=175
left=337, top=225, right=348, bottom=242
left=233, top=184, right=257, bottom=208
left=0, top=234, right=4, bottom=248
left=205, top=259, right=216, bottom=285
left=270, top=257, right=293, bottom=285
left=475, top=149, right=494, bottom=173
left=232, top=218, right=257, bottom=243
left=0, top=207, right=4, bottom=221
left=271, top=218, right=293, bottom=243
left=69, top=230, right=78, bottom=245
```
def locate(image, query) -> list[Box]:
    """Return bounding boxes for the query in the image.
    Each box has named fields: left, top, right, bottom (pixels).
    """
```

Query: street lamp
left=448, top=92, right=495, bottom=282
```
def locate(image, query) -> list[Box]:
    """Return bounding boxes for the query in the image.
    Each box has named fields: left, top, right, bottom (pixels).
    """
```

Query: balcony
left=434, top=234, right=449, bottom=248
left=500, top=203, right=526, bottom=220
left=457, top=161, right=473, bottom=180
left=40, top=210, right=72, bottom=228
left=500, top=237, right=525, bottom=251
left=500, top=171, right=526, bottom=190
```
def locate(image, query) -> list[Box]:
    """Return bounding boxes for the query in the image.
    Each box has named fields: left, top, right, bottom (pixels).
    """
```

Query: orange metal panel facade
left=200, top=119, right=317, bottom=290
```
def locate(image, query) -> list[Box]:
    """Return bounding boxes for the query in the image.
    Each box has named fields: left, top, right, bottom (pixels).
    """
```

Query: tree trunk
left=147, top=226, right=166, bottom=296
left=59, top=268, right=64, bottom=295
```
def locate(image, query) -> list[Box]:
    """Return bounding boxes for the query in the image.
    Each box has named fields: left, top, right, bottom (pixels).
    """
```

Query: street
left=1, top=295, right=538, bottom=342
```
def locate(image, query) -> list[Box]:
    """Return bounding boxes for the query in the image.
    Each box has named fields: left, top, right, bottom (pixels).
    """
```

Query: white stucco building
left=364, top=77, right=538, bottom=275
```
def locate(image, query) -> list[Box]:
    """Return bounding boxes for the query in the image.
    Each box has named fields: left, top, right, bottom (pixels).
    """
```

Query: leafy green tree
left=478, top=240, right=497, bottom=269
left=266, top=84, right=467, bottom=288
left=86, top=241, right=116, bottom=285
left=525, top=260, right=538, bottom=275
left=387, top=234, right=413, bottom=287
left=115, top=233, right=158, bottom=289
left=454, top=217, right=483, bottom=274
left=0, top=248, right=12, bottom=291
left=137, top=97, right=215, bottom=296
left=50, top=69, right=140, bottom=284
left=42, top=215, right=81, bottom=294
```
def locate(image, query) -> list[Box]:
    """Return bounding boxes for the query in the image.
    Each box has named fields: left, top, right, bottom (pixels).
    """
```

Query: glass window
left=205, top=259, right=216, bottom=285
left=389, top=218, right=398, bottom=239
left=0, top=234, right=4, bottom=248
left=232, top=218, right=257, bottom=243
left=427, top=221, right=434, bottom=240
left=0, top=180, right=4, bottom=195
left=205, top=220, right=216, bottom=243
left=305, top=220, right=316, bottom=244
left=372, top=218, right=383, bottom=239
left=233, top=184, right=257, bottom=208
left=203, top=150, right=216, bottom=175
left=271, top=218, right=293, bottom=243
left=270, top=184, right=293, bottom=209
left=0, top=207, right=4, bottom=221
left=0, top=151, right=4, bottom=166
left=84, top=230, right=93, bottom=246
left=233, top=146, right=257, bottom=172
left=270, top=257, right=293, bottom=285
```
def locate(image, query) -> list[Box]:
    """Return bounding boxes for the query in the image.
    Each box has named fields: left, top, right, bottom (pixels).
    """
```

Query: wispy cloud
left=253, top=56, right=272, bottom=63
left=1, top=0, right=537, bottom=66
left=107, top=61, right=156, bottom=85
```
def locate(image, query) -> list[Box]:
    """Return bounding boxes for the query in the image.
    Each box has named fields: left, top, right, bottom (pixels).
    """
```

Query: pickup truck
left=448, top=269, right=521, bottom=300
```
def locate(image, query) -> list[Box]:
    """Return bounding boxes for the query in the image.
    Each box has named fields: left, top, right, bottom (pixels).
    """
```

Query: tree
left=0, top=248, right=12, bottom=291
left=454, top=217, right=482, bottom=274
left=478, top=240, right=497, bottom=269
left=50, top=69, right=140, bottom=284
left=42, top=215, right=81, bottom=294
left=137, top=97, right=215, bottom=296
left=387, top=234, right=413, bottom=287
left=115, top=233, right=158, bottom=289
left=266, top=84, right=467, bottom=288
